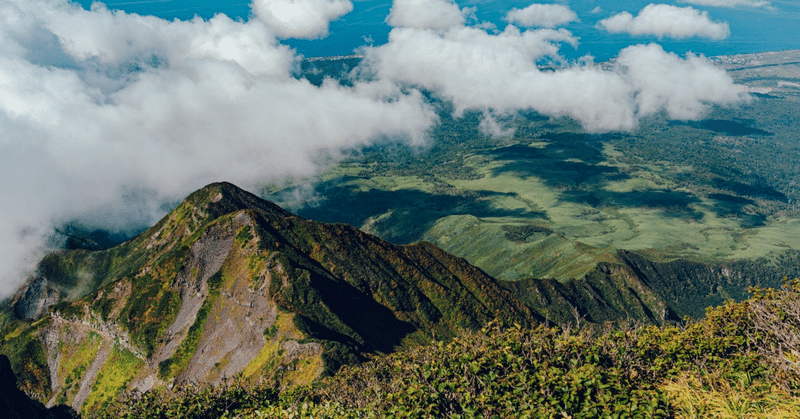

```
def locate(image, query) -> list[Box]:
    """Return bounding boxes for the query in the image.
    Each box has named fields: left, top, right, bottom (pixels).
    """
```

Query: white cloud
left=387, top=0, right=465, bottom=29
left=505, top=4, right=578, bottom=28
left=616, top=43, right=743, bottom=119
left=599, top=4, right=730, bottom=39
left=363, top=23, right=744, bottom=131
left=252, top=0, right=353, bottom=39
left=0, top=0, right=433, bottom=298
left=681, top=0, right=770, bottom=7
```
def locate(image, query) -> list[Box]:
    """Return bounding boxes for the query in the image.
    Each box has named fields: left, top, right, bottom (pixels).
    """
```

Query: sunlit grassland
left=54, top=331, right=102, bottom=405
left=370, top=175, right=434, bottom=192
left=81, top=344, right=143, bottom=413
left=423, top=214, right=615, bottom=281
left=396, top=139, right=800, bottom=279
left=285, top=141, right=800, bottom=282
left=241, top=308, right=324, bottom=387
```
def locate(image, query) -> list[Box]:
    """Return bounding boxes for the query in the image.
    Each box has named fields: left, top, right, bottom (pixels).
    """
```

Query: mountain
left=0, top=182, right=538, bottom=414
left=506, top=249, right=799, bottom=326
left=2, top=181, right=796, bottom=415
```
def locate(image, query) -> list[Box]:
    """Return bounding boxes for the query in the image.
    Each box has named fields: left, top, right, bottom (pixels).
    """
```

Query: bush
left=89, top=279, right=800, bottom=418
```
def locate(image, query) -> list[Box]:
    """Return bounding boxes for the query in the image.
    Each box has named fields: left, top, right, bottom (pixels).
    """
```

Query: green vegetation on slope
left=2, top=182, right=544, bottom=410
left=53, top=331, right=102, bottom=406
left=82, top=344, right=144, bottom=412
left=0, top=317, right=51, bottom=398
left=88, top=279, right=800, bottom=419
left=121, top=274, right=181, bottom=358
left=157, top=286, right=219, bottom=380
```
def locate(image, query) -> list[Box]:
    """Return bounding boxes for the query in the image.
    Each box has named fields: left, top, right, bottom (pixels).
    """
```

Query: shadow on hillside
left=711, top=178, right=787, bottom=202
left=709, top=193, right=766, bottom=228
left=296, top=265, right=418, bottom=354
left=482, top=134, right=711, bottom=219
left=482, top=135, right=628, bottom=191
left=289, top=185, right=547, bottom=244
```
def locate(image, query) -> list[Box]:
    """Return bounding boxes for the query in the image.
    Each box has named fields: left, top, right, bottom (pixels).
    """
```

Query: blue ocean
left=73, top=0, right=799, bottom=59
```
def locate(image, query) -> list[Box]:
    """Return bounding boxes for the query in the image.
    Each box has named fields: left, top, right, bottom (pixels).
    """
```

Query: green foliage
left=158, top=289, right=219, bottom=380
left=121, top=274, right=179, bottom=357
left=501, top=224, right=553, bottom=243
left=0, top=321, right=51, bottom=399
left=151, top=244, right=190, bottom=280
left=315, top=323, right=672, bottom=417
left=86, top=380, right=279, bottom=419
left=82, top=345, right=145, bottom=413
left=263, top=324, right=278, bottom=338
left=206, top=270, right=223, bottom=290
left=236, top=225, right=254, bottom=248
left=95, top=295, right=115, bottom=322
left=99, top=280, right=800, bottom=418
left=52, top=300, right=85, bottom=319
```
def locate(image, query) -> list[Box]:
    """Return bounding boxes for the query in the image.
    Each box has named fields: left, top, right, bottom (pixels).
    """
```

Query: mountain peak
left=184, top=182, right=293, bottom=221
left=2, top=181, right=540, bottom=413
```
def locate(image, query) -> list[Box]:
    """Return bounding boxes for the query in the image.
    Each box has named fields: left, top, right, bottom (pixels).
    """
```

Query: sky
left=0, top=0, right=798, bottom=298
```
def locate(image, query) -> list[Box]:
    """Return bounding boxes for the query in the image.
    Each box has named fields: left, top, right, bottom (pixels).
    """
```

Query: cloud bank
left=365, top=1, right=742, bottom=132
left=505, top=4, right=578, bottom=28
left=599, top=4, right=730, bottom=39
left=0, top=0, right=748, bottom=299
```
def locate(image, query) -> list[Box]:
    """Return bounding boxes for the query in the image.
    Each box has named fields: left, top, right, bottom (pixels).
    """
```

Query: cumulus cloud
left=599, top=4, right=730, bottom=39
left=252, top=0, right=353, bottom=39
left=0, top=0, right=433, bottom=298
left=681, top=0, right=770, bottom=7
left=363, top=21, right=743, bottom=132
left=387, top=0, right=465, bottom=29
left=505, top=4, right=578, bottom=28
left=616, top=44, right=743, bottom=119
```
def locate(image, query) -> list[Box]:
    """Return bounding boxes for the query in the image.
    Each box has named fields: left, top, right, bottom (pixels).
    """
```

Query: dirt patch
left=178, top=216, right=279, bottom=384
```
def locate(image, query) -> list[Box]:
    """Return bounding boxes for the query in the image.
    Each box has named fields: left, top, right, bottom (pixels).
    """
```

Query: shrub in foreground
left=91, top=279, right=800, bottom=418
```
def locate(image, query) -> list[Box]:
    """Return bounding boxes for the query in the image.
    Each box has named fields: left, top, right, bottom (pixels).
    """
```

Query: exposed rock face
left=0, top=354, right=77, bottom=419
left=12, top=276, right=61, bottom=320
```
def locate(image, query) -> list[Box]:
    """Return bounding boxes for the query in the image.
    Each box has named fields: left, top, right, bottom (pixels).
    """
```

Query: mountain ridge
left=0, top=182, right=539, bottom=413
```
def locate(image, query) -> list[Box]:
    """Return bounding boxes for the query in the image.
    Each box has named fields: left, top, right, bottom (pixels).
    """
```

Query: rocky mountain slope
left=0, top=182, right=537, bottom=414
